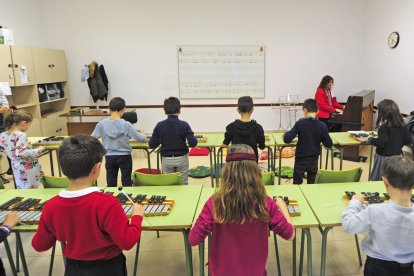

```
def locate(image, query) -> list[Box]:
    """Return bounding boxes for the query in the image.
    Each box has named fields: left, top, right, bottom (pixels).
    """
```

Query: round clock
left=388, top=32, right=400, bottom=49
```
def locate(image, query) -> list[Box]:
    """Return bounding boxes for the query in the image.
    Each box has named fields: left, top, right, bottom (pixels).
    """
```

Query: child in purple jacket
left=189, top=144, right=295, bottom=276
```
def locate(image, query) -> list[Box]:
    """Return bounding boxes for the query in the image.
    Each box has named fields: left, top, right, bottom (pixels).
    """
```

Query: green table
left=300, top=181, right=385, bottom=276
left=328, top=132, right=374, bottom=177
left=273, top=132, right=297, bottom=185
left=195, top=185, right=319, bottom=276
left=1, top=186, right=203, bottom=276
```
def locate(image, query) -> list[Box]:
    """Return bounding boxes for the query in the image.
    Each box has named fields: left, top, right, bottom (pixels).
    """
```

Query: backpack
left=404, top=111, right=414, bottom=147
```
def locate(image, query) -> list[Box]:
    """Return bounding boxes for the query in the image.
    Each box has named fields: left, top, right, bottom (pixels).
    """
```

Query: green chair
left=315, top=167, right=363, bottom=184
left=316, top=167, right=364, bottom=266
left=131, top=171, right=184, bottom=275
left=40, top=175, right=69, bottom=276
left=132, top=172, right=183, bottom=186
left=41, top=176, right=70, bottom=189
left=262, top=172, right=275, bottom=185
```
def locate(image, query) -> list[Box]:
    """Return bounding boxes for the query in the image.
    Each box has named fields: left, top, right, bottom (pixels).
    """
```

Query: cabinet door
left=32, top=48, right=53, bottom=83
left=0, top=45, right=15, bottom=85
left=11, top=46, right=35, bottom=86
left=41, top=115, right=67, bottom=136
left=51, top=50, right=67, bottom=82
left=26, top=119, right=42, bottom=137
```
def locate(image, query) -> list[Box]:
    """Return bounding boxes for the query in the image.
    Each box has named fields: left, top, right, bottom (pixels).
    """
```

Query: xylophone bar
left=0, top=197, right=49, bottom=225
left=273, top=196, right=301, bottom=216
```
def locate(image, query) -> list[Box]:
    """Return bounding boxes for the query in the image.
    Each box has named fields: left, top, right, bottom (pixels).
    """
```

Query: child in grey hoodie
left=92, top=97, right=146, bottom=186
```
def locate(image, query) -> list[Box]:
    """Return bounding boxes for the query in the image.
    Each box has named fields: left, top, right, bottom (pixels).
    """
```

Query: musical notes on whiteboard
left=178, top=46, right=265, bottom=99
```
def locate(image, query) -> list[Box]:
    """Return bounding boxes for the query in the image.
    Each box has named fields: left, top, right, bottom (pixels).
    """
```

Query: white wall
left=0, top=0, right=44, bottom=47
left=32, top=0, right=367, bottom=131
left=364, top=0, right=414, bottom=114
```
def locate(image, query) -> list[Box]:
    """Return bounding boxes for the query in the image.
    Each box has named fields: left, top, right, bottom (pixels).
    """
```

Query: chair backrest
left=41, top=176, right=70, bottom=189
left=315, top=168, right=363, bottom=184
left=262, top=172, right=275, bottom=185
left=132, top=172, right=183, bottom=186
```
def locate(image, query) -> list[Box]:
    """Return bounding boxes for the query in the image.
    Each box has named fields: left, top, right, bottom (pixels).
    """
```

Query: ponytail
left=4, top=110, right=33, bottom=130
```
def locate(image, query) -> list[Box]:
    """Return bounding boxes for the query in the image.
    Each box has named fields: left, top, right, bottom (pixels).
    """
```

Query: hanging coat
left=87, top=61, right=108, bottom=103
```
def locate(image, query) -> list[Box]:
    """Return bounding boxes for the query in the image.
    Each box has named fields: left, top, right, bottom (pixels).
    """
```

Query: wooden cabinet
left=10, top=46, right=35, bottom=86
left=41, top=114, right=68, bottom=136
left=0, top=45, right=15, bottom=85
left=26, top=118, right=42, bottom=137
left=32, top=48, right=67, bottom=83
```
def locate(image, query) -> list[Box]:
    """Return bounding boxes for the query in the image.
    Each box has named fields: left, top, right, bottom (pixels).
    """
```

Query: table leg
left=181, top=229, right=194, bottom=276
left=325, top=147, right=329, bottom=170
left=15, top=233, right=29, bottom=276
left=299, top=228, right=312, bottom=276
left=330, top=147, right=335, bottom=170
left=339, top=148, right=344, bottom=171
left=292, top=230, right=297, bottom=276
left=157, top=150, right=160, bottom=172
left=61, top=241, right=66, bottom=265
left=15, top=240, right=19, bottom=272
left=199, top=241, right=205, bottom=276
left=267, top=146, right=271, bottom=172
left=273, top=233, right=282, bottom=276
left=49, top=150, right=55, bottom=176
left=319, top=227, right=332, bottom=276
left=368, top=144, right=374, bottom=181
left=3, top=238, right=17, bottom=276
left=48, top=243, right=56, bottom=276
left=133, top=239, right=141, bottom=276
left=278, top=147, right=283, bottom=185
left=299, top=229, right=305, bottom=276
left=208, top=148, right=214, bottom=188
left=144, top=149, right=152, bottom=172
left=56, top=150, right=62, bottom=177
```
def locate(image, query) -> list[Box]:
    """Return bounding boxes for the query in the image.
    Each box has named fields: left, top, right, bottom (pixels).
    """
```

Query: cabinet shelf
left=39, top=97, right=68, bottom=105
left=16, top=103, right=38, bottom=109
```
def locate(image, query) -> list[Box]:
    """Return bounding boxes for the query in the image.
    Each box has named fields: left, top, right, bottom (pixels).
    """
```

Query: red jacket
left=315, top=88, right=344, bottom=119
left=32, top=187, right=143, bottom=261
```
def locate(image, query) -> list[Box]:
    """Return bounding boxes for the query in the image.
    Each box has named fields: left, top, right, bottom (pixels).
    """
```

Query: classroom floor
left=0, top=145, right=374, bottom=276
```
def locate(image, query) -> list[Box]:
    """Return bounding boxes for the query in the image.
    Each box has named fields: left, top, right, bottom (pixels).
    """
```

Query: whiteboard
left=178, top=45, right=265, bottom=99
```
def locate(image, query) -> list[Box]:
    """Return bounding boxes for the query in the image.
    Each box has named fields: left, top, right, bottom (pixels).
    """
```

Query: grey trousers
left=161, top=155, right=189, bottom=185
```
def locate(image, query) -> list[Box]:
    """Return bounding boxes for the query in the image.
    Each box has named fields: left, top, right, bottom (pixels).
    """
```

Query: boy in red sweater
left=32, top=135, right=144, bottom=276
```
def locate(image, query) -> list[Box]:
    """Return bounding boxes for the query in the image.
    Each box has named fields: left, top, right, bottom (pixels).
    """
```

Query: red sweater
left=315, top=88, right=344, bottom=119
left=189, top=196, right=294, bottom=276
left=32, top=187, right=143, bottom=261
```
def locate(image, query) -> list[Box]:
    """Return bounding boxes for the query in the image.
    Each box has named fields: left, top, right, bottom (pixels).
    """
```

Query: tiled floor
left=0, top=145, right=373, bottom=275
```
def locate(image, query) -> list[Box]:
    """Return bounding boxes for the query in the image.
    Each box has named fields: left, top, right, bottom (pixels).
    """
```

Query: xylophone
left=273, top=196, right=301, bottom=216
left=32, top=136, right=65, bottom=146
left=343, top=191, right=414, bottom=206
left=104, top=192, right=175, bottom=217
left=0, top=197, right=48, bottom=225
left=194, top=135, right=207, bottom=143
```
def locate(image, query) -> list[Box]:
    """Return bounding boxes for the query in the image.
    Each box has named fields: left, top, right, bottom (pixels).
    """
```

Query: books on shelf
left=69, top=107, right=90, bottom=114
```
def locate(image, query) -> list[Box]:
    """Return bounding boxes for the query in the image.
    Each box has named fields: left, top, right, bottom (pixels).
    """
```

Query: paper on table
left=0, top=82, right=12, bottom=95
left=20, top=65, right=28, bottom=84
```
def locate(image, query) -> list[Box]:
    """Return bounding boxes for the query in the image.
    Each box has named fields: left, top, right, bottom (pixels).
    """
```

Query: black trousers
left=364, top=256, right=414, bottom=276
left=0, top=258, right=5, bottom=276
left=65, top=254, right=127, bottom=276
left=293, top=157, right=318, bottom=184
left=105, top=155, right=133, bottom=187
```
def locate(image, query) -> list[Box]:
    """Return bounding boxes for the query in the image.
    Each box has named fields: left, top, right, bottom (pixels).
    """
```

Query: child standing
left=369, top=99, right=412, bottom=181
left=32, top=135, right=144, bottom=275
left=189, top=144, right=294, bottom=276
left=92, top=97, right=146, bottom=186
left=149, top=97, right=197, bottom=184
left=342, top=156, right=414, bottom=276
left=222, top=96, right=265, bottom=161
left=284, top=99, right=333, bottom=184
left=0, top=110, right=44, bottom=189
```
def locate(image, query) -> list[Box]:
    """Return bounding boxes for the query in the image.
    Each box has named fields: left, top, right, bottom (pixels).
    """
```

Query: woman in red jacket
left=314, top=75, right=344, bottom=131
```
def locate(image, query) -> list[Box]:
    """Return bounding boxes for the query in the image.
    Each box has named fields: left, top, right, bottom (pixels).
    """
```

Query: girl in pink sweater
left=189, top=144, right=295, bottom=276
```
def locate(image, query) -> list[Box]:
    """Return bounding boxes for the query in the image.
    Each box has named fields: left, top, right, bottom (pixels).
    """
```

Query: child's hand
left=352, top=194, right=365, bottom=203
left=131, top=203, right=145, bottom=217
left=37, top=146, right=45, bottom=153
left=274, top=197, right=287, bottom=209
left=3, top=212, right=20, bottom=227
left=336, top=109, right=343, bottom=114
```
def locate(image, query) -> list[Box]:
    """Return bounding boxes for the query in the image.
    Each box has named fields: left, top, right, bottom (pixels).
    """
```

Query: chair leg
left=15, top=239, right=19, bottom=272
left=273, top=233, right=282, bottom=276
left=354, top=234, right=363, bottom=266
left=48, top=243, right=56, bottom=276
left=156, top=231, right=160, bottom=238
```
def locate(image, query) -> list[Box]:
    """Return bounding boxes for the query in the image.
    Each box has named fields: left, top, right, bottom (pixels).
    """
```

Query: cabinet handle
left=8, top=64, right=13, bottom=68
left=52, top=64, right=55, bottom=68
left=48, top=64, right=52, bottom=68
left=14, top=64, right=18, bottom=68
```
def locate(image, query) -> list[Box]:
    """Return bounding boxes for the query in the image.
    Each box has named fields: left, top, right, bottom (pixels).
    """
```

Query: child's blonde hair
left=5, top=110, right=33, bottom=130
left=213, top=144, right=269, bottom=224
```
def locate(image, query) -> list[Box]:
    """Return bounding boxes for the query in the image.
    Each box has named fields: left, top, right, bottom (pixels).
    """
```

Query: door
left=11, top=46, right=35, bottom=86
left=51, top=50, right=67, bottom=82
left=32, top=48, right=53, bottom=83
left=0, top=45, right=15, bottom=86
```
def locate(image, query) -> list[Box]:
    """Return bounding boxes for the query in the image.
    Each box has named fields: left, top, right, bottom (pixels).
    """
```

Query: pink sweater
left=189, top=196, right=294, bottom=276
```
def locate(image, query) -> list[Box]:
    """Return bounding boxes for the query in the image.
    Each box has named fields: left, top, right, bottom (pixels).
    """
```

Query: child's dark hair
left=376, top=99, right=404, bottom=128
left=109, top=97, right=126, bottom=112
left=303, top=99, right=318, bottom=113
left=238, top=96, right=254, bottom=113
left=58, top=135, right=106, bottom=180
left=5, top=110, right=33, bottom=130
left=318, top=75, right=334, bottom=90
left=164, top=97, right=181, bottom=114
left=382, top=156, right=414, bottom=190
